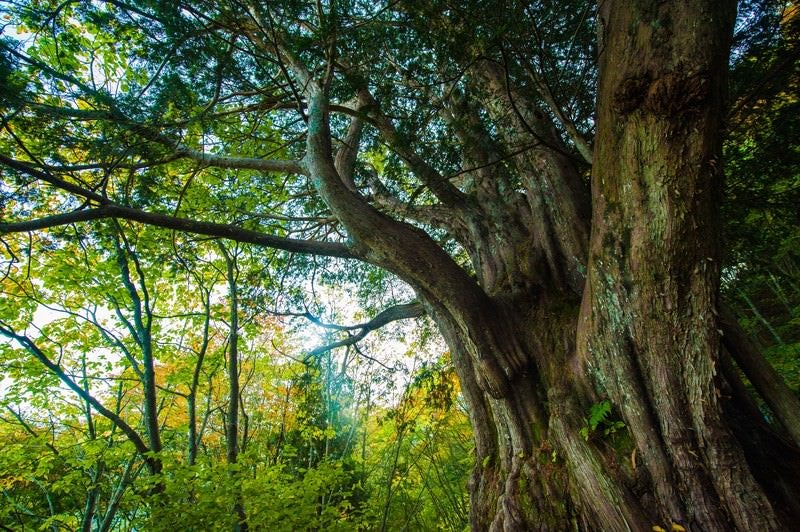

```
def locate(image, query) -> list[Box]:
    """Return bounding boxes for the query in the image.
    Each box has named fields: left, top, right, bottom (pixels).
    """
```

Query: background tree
left=0, top=218, right=458, bottom=530
left=722, top=2, right=800, bottom=431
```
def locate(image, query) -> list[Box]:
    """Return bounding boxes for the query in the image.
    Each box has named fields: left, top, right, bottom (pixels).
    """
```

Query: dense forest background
left=0, top=0, right=798, bottom=530
left=0, top=235, right=473, bottom=530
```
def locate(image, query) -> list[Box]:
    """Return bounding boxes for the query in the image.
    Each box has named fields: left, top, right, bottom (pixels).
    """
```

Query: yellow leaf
left=671, top=525, right=686, bottom=532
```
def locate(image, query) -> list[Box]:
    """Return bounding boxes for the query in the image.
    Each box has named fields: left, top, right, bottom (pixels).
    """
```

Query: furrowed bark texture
left=400, top=2, right=799, bottom=530
left=577, top=1, right=781, bottom=530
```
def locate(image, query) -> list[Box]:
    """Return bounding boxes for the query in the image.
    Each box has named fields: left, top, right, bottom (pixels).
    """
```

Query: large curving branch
left=0, top=156, right=356, bottom=259
left=0, top=205, right=356, bottom=258
left=269, top=32, right=521, bottom=397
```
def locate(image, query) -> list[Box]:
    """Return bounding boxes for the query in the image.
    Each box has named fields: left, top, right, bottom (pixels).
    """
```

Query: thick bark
left=428, top=293, right=655, bottom=531
left=476, top=60, right=591, bottom=268
left=377, top=2, right=800, bottom=531
left=575, top=1, right=785, bottom=530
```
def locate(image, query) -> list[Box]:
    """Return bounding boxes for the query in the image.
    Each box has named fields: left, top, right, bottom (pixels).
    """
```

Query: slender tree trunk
left=188, top=287, right=212, bottom=466
left=98, top=456, right=140, bottom=532
left=80, top=358, right=101, bottom=532
left=219, top=243, right=248, bottom=532
left=272, top=384, right=292, bottom=466
left=112, top=231, right=162, bottom=467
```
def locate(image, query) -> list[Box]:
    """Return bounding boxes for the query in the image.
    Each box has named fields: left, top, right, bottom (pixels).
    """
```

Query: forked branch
left=308, top=302, right=425, bottom=356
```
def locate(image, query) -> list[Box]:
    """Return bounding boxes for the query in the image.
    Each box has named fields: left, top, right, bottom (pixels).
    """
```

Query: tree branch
left=509, top=44, right=594, bottom=164
left=365, top=167, right=460, bottom=232
left=0, top=156, right=357, bottom=259
left=333, top=107, right=364, bottom=192
left=4, top=46, right=305, bottom=175
left=308, top=302, right=425, bottom=356
left=0, top=205, right=355, bottom=258
left=25, top=103, right=305, bottom=173
left=3, top=406, right=60, bottom=456
left=352, top=84, right=469, bottom=210
left=720, top=306, right=800, bottom=447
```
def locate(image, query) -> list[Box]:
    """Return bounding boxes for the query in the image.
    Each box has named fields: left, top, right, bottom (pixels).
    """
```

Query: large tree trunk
left=430, top=289, right=800, bottom=530
left=425, top=290, right=655, bottom=531
left=580, top=0, right=777, bottom=528
left=425, top=1, right=800, bottom=530
left=283, top=2, right=800, bottom=527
